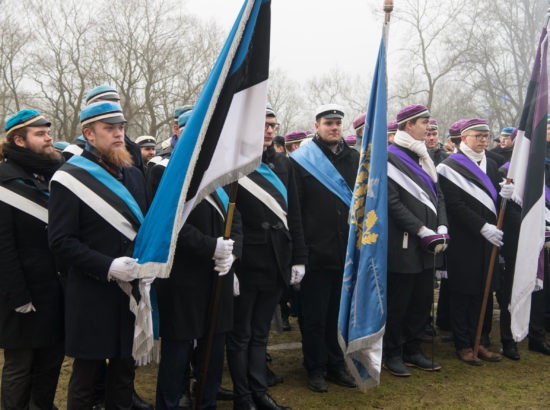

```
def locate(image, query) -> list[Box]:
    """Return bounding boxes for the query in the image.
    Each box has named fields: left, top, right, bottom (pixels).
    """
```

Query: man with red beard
left=0, top=110, right=64, bottom=410
left=48, top=101, right=148, bottom=409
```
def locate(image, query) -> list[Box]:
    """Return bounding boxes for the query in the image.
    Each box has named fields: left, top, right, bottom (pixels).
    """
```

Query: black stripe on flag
left=186, top=1, right=270, bottom=201
left=62, top=163, right=142, bottom=231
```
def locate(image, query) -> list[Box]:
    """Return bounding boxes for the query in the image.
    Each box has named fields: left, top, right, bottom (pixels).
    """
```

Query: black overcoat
left=290, top=137, right=359, bottom=272
left=236, top=147, right=307, bottom=286
left=387, top=147, right=448, bottom=273
left=48, top=150, right=147, bottom=359
left=154, top=190, right=243, bottom=340
left=438, top=155, right=500, bottom=295
left=0, top=160, right=64, bottom=349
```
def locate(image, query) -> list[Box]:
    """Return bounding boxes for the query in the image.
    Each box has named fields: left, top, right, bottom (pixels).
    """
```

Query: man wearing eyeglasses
left=437, top=118, right=504, bottom=366
left=290, top=104, right=359, bottom=392
left=227, top=104, right=306, bottom=410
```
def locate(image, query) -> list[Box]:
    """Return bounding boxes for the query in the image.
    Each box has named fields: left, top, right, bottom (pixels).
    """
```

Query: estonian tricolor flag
left=133, top=0, right=270, bottom=279
left=507, top=21, right=548, bottom=341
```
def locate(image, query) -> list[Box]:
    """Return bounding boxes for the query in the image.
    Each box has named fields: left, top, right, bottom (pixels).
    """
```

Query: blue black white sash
left=387, top=146, right=439, bottom=216
left=0, top=178, right=49, bottom=223
left=437, top=153, right=497, bottom=216
left=50, top=155, right=144, bottom=240
left=238, top=162, right=289, bottom=229
left=205, top=187, right=229, bottom=220
left=291, top=141, right=352, bottom=207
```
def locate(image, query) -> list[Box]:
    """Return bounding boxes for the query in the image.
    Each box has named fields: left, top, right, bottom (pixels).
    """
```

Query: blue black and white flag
left=338, top=24, right=388, bottom=391
left=508, top=22, right=548, bottom=341
left=133, top=0, right=270, bottom=279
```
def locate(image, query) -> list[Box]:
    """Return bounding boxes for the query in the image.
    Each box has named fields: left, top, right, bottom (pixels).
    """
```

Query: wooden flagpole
left=195, top=181, right=239, bottom=409
left=473, top=181, right=510, bottom=358
left=384, top=0, right=394, bottom=23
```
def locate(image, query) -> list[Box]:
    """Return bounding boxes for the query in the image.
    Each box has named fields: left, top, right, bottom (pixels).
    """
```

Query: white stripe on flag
left=0, top=186, right=48, bottom=223
left=51, top=171, right=138, bottom=240
left=177, top=80, right=268, bottom=232
left=507, top=131, right=529, bottom=206
left=510, top=194, right=546, bottom=341
left=437, top=163, right=497, bottom=216
left=388, top=162, right=437, bottom=215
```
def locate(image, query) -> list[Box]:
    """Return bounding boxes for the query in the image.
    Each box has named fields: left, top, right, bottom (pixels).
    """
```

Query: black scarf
left=3, top=144, right=62, bottom=180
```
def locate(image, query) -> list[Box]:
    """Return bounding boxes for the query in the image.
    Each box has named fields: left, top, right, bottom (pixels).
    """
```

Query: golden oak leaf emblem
left=361, top=209, right=378, bottom=245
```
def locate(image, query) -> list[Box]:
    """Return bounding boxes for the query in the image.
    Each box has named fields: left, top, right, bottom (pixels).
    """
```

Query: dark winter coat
left=0, top=159, right=64, bottom=349
left=236, top=146, right=307, bottom=286
left=48, top=150, right=147, bottom=359
left=291, top=136, right=359, bottom=272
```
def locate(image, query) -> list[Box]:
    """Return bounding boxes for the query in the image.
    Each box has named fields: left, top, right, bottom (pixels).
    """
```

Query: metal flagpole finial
left=384, top=0, right=394, bottom=24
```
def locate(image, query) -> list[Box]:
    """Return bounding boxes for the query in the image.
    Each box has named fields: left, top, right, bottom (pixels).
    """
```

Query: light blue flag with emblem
left=337, top=24, right=388, bottom=391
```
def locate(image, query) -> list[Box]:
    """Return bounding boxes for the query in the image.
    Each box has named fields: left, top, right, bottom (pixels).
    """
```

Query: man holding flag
left=383, top=104, right=448, bottom=376
left=290, top=105, right=359, bottom=393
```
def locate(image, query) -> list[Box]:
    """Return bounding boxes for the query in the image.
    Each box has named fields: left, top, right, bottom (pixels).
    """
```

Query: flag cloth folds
left=338, top=25, right=388, bottom=391
left=507, top=24, right=548, bottom=341
left=133, top=0, right=270, bottom=279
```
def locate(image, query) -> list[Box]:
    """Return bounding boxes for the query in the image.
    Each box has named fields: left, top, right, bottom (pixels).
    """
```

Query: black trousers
left=497, top=254, right=549, bottom=346
left=449, top=290, right=493, bottom=350
left=300, top=269, right=345, bottom=376
left=156, top=334, right=225, bottom=410
left=226, top=281, right=283, bottom=403
left=1, top=343, right=64, bottom=410
left=384, top=269, right=433, bottom=358
left=67, top=358, right=134, bottom=410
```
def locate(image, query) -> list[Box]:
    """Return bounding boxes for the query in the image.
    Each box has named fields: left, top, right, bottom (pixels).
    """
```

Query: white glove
left=215, top=254, right=236, bottom=276
left=499, top=180, right=514, bottom=200
left=418, top=227, right=436, bottom=238
left=15, top=302, right=36, bottom=313
left=233, top=275, right=240, bottom=296
left=213, top=237, right=234, bottom=260
left=290, top=264, right=306, bottom=285
left=437, top=225, right=448, bottom=235
left=108, top=256, right=139, bottom=282
left=480, top=223, right=504, bottom=247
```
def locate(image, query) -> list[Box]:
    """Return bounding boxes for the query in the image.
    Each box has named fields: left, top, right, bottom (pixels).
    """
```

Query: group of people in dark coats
left=3, top=83, right=550, bottom=410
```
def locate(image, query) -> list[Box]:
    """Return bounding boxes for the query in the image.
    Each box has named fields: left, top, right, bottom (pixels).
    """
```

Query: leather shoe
left=266, top=366, right=283, bottom=387
left=217, top=386, right=234, bottom=401
left=528, top=339, right=550, bottom=355
left=307, top=372, right=328, bottom=393
left=403, top=352, right=441, bottom=371
left=253, top=393, right=291, bottom=410
left=92, top=404, right=105, bottom=410
left=383, top=356, right=411, bottom=377
left=326, top=369, right=356, bottom=388
left=234, top=399, right=258, bottom=410
left=456, top=348, right=482, bottom=366
left=502, top=344, right=520, bottom=360
left=477, top=345, right=502, bottom=362
left=132, top=390, right=154, bottom=410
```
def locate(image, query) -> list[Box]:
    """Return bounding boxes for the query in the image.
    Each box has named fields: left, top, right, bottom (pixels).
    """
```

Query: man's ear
left=13, top=135, right=26, bottom=148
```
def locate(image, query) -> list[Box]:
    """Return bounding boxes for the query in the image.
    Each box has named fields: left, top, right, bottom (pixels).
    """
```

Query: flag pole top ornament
left=384, top=0, right=394, bottom=23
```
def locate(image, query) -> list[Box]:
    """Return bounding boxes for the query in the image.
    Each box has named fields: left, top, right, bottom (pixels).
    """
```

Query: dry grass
left=2, top=314, right=550, bottom=409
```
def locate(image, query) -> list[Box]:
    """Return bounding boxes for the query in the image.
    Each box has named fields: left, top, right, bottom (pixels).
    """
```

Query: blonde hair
left=0, top=127, right=28, bottom=161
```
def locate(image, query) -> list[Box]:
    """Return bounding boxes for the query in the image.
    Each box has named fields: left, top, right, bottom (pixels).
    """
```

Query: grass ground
left=2, top=313, right=550, bottom=409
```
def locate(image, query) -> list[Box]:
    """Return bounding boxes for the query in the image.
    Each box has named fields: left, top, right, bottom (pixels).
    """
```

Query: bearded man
left=48, top=101, right=148, bottom=409
left=0, top=110, right=64, bottom=410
